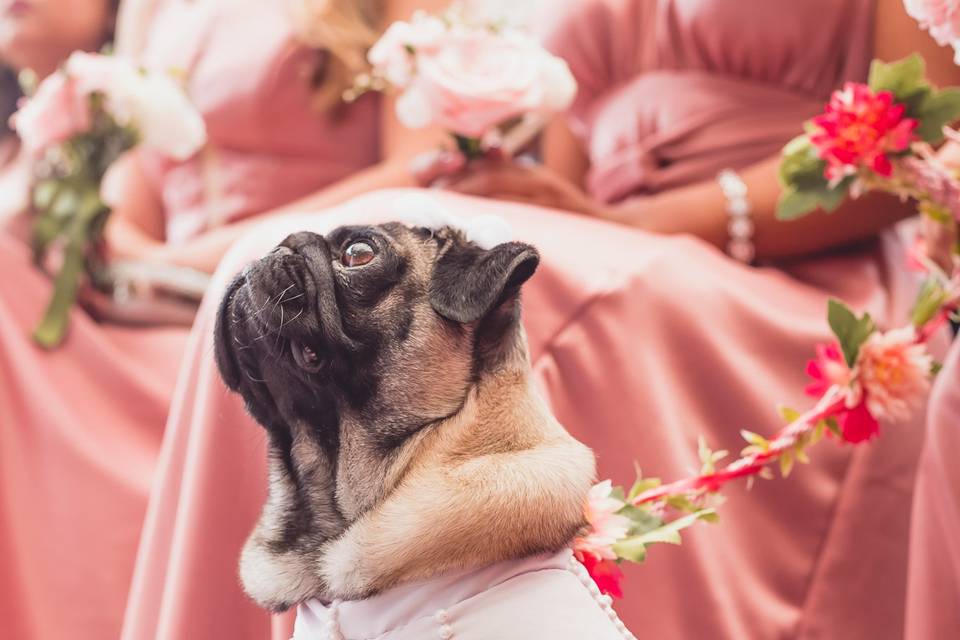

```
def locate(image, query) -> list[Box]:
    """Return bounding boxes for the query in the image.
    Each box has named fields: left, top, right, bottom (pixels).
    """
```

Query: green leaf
left=915, top=88, right=960, bottom=143
left=740, top=430, right=769, bottom=449
left=617, top=505, right=664, bottom=536
left=779, top=450, right=795, bottom=477
left=825, top=417, right=843, bottom=439
left=626, top=477, right=661, bottom=502
left=612, top=538, right=647, bottom=563
left=612, top=509, right=717, bottom=563
left=776, top=183, right=848, bottom=220
left=779, top=136, right=830, bottom=190
left=869, top=55, right=929, bottom=106
left=911, top=278, right=948, bottom=327
left=778, top=405, right=802, bottom=423
left=665, top=494, right=697, bottom=513
left=608, top=486, right=626, bottom=503
left=827, top=299, right=877, bottom=367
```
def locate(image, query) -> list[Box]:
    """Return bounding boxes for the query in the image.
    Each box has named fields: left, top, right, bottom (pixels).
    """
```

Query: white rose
left=128, top=73, right=207, bottom=160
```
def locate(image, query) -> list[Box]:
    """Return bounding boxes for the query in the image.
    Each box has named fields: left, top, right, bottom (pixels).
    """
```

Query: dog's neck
left=333, top=329, right=536, bottom=520
left=240, top=331, right=596, bottom=610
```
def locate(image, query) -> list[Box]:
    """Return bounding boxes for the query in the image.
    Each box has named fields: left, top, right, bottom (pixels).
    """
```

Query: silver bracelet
left=717, top=169, right=755, bottom=263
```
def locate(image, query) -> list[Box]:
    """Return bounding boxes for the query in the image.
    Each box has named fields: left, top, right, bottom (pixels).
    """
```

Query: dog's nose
left=278, top=231, right=327, bottom=254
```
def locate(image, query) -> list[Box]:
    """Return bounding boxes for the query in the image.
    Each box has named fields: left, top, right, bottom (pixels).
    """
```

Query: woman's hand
left=429, top=154, right=611, bottom=218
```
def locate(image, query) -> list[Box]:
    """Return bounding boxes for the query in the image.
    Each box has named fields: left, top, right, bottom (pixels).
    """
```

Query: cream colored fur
left=318, top=335, right=596, bottom=599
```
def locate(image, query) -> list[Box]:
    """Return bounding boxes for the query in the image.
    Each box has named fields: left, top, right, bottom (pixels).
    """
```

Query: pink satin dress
left=905, top=339, right=960, bottom=639
left=0, top=1, right=378, bottom=638
left=119, top=1, right=945, bottom=639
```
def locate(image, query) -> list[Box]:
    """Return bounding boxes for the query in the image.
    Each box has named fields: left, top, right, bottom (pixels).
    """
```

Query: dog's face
left=214, top=222, right=539, bottom=521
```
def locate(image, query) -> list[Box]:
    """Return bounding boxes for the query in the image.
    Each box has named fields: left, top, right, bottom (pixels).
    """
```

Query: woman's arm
left=102, top=152, right=168, bottom=260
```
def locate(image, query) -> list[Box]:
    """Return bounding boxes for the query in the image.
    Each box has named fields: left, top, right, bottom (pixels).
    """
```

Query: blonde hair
left=290, top=0, right=384, bottom=112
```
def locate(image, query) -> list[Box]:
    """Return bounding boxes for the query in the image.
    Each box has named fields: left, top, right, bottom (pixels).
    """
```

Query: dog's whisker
left=279, top=307, right=304, bottom=331
left=242, top=368, right=266, bottom=383
left=266, top=284, right=296, bottom=320
left=273, top=305, right=286, bottom=351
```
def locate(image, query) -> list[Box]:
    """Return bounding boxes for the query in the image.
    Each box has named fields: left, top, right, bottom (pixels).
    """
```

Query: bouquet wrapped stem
left=31, top=186, right=107, bottom=348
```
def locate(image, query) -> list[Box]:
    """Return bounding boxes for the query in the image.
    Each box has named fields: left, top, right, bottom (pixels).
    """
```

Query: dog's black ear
left=430, top=241, right=540, bottom=323
left=214, top=275, right=246, bottom=392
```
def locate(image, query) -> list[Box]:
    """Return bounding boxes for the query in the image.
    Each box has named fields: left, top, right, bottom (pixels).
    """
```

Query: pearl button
left=438, top=623, right=454, bottom=639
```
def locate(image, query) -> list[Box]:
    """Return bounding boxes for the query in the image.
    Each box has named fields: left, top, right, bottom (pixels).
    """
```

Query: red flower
left=810, top=82, right=918, bottom=182
left=835, top=399, right=881, bottom=443
left=576, top=550, right=625, bottom=599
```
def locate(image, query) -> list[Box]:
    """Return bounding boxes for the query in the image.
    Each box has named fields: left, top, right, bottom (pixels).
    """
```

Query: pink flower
left=573, top=480, right=631, bottom=561
left=810, top=83, right=918, bottom=182
left=904, top=0, right=960, bottom=62
left=805, top=342, right=853, bottom=398
left=575, top=550, right=625, bottom=599
left=11, top=71, right=90, bottom=156
left=857, top=327, right=934, bottom=422
left=373, top=20, right=576, bottom=138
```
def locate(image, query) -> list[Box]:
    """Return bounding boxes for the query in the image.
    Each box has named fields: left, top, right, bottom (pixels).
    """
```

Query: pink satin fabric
left=0, top=233, right=186, bottom=640
left=0, top=1, right=378, bottom=638
left=546, top=0, right=874, bottom=202
left=905, top=339, right=960, bottom=639
left=120, top=188, right=943, bottom=640
left=294, top=550, right=631, bottom=640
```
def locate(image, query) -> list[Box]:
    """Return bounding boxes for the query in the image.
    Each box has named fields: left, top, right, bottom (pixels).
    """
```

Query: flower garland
left=575, top=54, right=960, bottom=598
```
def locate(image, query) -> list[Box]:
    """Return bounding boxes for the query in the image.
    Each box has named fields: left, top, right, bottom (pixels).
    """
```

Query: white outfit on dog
left=293, top=550, right=636, bottom=640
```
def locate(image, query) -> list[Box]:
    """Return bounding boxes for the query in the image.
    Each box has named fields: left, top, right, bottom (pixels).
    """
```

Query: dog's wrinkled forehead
left=213, top=218, right=539, bottom=440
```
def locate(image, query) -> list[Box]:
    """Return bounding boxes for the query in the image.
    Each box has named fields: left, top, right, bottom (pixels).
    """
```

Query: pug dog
left=214, top=222, right=631, bottom=639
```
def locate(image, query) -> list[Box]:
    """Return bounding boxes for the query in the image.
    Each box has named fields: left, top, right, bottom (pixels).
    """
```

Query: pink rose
left=11, top=71, right=90, bottom=156
left=384, top=26, right=576, bottom=138
left=904, top=0, right=960, bottom=62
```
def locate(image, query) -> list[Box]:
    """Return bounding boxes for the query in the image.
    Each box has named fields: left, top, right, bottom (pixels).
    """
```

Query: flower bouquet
left=357, top=3, right=576, bottom=159
left=11, top=51, right=206, bottom=348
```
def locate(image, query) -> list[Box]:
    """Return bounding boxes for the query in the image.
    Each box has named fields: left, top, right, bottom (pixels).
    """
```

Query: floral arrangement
left=356, top=3, right=576, bottom=158
left=11, top=51, right=206, bottom=348
left=575, top=54, right=960, bottom=598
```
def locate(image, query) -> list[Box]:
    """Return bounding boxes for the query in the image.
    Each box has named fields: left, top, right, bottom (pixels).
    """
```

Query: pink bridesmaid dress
left=905, top=339, right=960, bottom=639
left=120, top=1, right=947, bottom=639
left=0, top=1, right=378, bottom=638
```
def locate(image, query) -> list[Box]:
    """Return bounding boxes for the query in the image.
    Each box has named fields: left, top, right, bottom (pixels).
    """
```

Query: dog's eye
left=340, top=241, right=376, bottom=267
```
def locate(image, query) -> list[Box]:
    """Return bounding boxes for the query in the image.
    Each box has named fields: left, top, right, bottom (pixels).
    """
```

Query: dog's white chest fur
left=292, top=550, right=636, bottom=640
